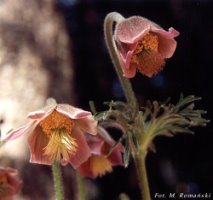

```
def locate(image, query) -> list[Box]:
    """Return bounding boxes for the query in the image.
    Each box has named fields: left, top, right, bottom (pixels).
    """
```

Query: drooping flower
left=114, top=16, right=179, bottom=78
left=78, top=127, right=124, bottom=178
left=0, top=167, right=22, bottom=200
left=3, top=104, right=97, bottom=168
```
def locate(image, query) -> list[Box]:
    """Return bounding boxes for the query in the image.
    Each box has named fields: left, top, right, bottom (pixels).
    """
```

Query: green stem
left=104, top=12, right=151, bottom=200
left=52, top=161, right=64, bottom=200
left=104, top=12, right=138, bottom=116
left=76, top=171, right=86, bottom=200
left=134, top=152, right=151, bottom=200
left=89, top=100, right=97, bottom=114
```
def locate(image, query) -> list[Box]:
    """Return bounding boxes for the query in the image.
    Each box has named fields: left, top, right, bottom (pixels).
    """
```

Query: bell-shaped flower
left=0, top=167, right=22, bottom=200
left=114, top=16, right=179, bottom=78
left=78, top=127, right=124, bottom=178
left=2, top=104, right=97, bottom=168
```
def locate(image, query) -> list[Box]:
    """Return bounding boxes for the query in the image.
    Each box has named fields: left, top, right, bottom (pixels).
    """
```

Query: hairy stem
left=134, top=152, right=151, bottom=200
left=52, top=161, right=64, bottom=200
left=104, top=12, right=151, bottom=200
left=104, top=12, right=138, bottom=117
left=76, top=171, right=86, bottom=200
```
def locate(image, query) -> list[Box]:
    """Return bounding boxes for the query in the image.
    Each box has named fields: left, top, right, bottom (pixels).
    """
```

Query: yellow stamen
left=43, top=129, right=78, bottom=161
left=89, top=155, right=113, bottom=177
left=40, top=110, right=77, bottom=161
left=132, top=33, right=159, bottom=65
left=40, top=110, right=74, bottom=137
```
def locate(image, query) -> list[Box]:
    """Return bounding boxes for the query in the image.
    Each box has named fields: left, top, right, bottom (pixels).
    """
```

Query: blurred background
left=0, top=0, right=212, bottom=199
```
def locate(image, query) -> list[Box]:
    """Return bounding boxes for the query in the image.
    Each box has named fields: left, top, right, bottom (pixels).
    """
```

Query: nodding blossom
left=3, top=104, right=97, bottom=168
left=78, top=127, right=124, bottom=178
left=0, top=167, right=22, bottom=200
left=115, top=16, right=179, bottom=78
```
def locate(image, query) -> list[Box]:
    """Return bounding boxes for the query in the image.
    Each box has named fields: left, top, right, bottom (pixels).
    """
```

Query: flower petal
left=152, top=27, right=179, bottom=40
left=151, top=27, right=179, bottom=58
left=0, top=167, right=22, bottom=198
left=108, top=144, right=124, bottom=166
left=78, top=158, right=94, bottom=178
left=28, top=110, right=46, bottom=120
left=115, top=16, right=151, bottom=44
left=68, top=128, right=91, bottom=169
left=6, top=171, right=23, bottom=196
left=28, top=126, right=52, bottom=165
left=157, top=35, right=177, bottom=58
left=85, top=134, right=104, bottom=155
left=75, top=115, right=98, bottom=135
left=115, top=16, right=179, bottom=78
left=118, top=49, right=137, bottom=78
left=56, top=104, right=91, bottom=119
left=122, top=63, right=137, bottom=78
left=56, top=104, right=98, bottom=135
left=28, top=105, right=56, bottom=120
left=2, top=121, right=37, bottom=141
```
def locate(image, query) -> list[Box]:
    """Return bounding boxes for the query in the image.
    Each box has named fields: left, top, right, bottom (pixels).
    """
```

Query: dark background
left=58, top=0, right=213, bottom=199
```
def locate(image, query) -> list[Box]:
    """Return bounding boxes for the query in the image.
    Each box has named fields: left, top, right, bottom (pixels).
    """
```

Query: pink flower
left=115, top=16, right=179, bottom=78
left=78, top=127, right=124, bottom=178
left=3, top=104, right=98, bottom=168
left=0, top=167, right=22, bottom=200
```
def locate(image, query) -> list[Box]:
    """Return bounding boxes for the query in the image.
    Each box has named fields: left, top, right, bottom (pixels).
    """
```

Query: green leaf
left=139, top=95, right=208, bottom=153
left=129, top=131, right=139, bottom=152
left=124, top=138, right=131, bottom=168
left=106, top=135, right=125, bottom=157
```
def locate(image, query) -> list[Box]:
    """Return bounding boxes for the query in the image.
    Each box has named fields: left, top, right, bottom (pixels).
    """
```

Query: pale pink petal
left=108, top=144, right=124, bottom=166
left=0, top=168, right=22, bottom=198
left=168, top=27, right=180, bottom=38
left=3, top=106, right=57, bottom=162
left=151, top=27, right=179, bottom=58
left=118, top=50, right=137, bottom=78
left=28, top=104, right=57, bottom=120
left=117, top=42, right=137, bottom=66
left=151, top=27, right=180, bottom=39
left=115, top=16, right=179, bottom=78
left=157, top=35, right=177, bottom=58
left=75, top=115, right=98, bottom=135
left=120, top=49, right=134, bottom=69
left=28, top=110, right=46, bottom=120
left=68, top=128, right=91, bottom=169
left=78, top=159, right=94, bottom=178
left=123, top=64, right=137, bottom=78
left=98, top=128, right=124, bottom=166
left=86, top=134, right=104, bottom=155
left=115, top=16, right=151, bottom=44
left=3, top=121, right=37, bottom=141
left=56, top=104, right=91, bottom=119
left=28, top=126, right=52, bottom=165
left=6, top=172, right=23, bottom=195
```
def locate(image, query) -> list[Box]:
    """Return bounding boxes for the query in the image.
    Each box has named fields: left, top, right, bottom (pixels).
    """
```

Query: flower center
left=40, top=110, right=74, bottom=137
left=40, top=110, right=77, bottom=161
left=43, top=129, right=78, bottom=161
left=131, top=33, right=159, bottom=65
left=89, top=155, right=113, bottom=177
left=136, top=33, right=158, bottom=53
